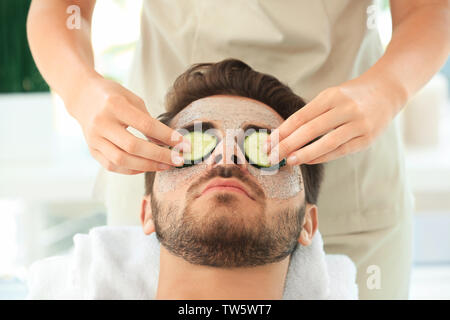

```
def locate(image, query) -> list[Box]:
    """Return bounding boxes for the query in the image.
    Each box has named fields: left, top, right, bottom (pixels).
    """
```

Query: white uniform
left=92, top=0, right=415, bottom=299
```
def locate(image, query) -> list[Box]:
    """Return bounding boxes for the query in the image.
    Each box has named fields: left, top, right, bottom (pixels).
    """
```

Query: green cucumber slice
left=176, top=131, right=217, bottom=167
left=244, top=131, right=271, bottom=167
left=244, top=131, right=286, bottom=169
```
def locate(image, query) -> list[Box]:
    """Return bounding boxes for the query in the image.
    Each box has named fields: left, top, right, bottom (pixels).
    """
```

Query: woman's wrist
left=360, top=66, right=409, bottom=116
left=62, top=67, right=103, bottom=117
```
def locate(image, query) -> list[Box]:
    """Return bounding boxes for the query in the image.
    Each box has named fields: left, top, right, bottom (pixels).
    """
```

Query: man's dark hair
left=145, top=58, right=324, bottom=205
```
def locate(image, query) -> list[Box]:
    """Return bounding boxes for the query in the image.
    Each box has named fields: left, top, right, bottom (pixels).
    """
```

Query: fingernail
left=181, top=141, right=191, bottom=153
left=172, top=132, right=183, bottom=143
left=158, top=163, right=171, bottom=170
left=268, top=152, right=278, bottom=165
left=262, top=140, right=269, bottom=153
left=287, top=155, right=297, bottom=165
left=173, top=155, right=185, bottom=166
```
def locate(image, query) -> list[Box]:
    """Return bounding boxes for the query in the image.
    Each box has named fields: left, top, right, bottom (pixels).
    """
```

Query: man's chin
left=193, top=191, right=260, bottom=216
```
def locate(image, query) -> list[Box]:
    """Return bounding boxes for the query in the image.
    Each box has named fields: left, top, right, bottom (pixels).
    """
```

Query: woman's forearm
left=27, top=0, right=99, bottom=106
left=362, top=1, right=450, bottom=113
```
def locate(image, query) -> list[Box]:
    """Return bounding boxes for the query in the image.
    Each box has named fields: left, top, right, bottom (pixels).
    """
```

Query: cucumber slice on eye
left=176, top=131, right=218, bottom=167
left=244, top=131, right=286, bottom=169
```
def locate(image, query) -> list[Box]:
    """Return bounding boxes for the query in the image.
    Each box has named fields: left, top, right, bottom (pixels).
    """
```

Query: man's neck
left=156, top=247, right=290, bottom=300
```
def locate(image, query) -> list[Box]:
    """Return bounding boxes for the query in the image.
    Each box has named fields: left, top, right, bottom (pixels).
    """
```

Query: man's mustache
left=189, top=165, right=266, bottom=200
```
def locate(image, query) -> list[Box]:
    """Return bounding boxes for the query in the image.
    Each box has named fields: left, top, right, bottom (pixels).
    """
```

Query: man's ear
left=141, top=194, right=155, bottom=235
left=298, top=203, right=318, bottom=246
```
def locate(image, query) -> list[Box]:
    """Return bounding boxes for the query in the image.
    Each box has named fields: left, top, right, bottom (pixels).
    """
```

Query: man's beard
left=151, top=166, right=305, bottom=268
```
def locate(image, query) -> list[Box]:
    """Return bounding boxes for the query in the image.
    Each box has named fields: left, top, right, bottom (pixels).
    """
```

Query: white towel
left=26, top=226, right=358, bottom=299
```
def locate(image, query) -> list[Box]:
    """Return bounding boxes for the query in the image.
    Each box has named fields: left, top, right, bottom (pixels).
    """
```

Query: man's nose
left=208, top=135, right=247, bottom=167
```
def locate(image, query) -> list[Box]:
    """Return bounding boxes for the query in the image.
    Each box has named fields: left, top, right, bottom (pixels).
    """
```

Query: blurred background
left=0, top=0, right=449, bottom=299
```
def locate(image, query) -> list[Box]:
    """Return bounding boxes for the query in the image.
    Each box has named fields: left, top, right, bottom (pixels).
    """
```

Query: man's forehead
left=169, top=95, right=284, bottom=128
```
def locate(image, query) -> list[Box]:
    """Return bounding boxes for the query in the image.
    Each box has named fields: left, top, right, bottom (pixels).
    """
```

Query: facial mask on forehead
left=156, top=96, right=303, bottom=199
left=174, top=98, right=282, bottom=129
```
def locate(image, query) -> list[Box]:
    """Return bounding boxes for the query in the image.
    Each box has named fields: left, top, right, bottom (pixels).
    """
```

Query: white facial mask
left=155, top=96, right=303, bottom=199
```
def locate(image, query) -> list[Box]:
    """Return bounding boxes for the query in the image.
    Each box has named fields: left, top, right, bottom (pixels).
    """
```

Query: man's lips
left=201, top=178, right=254, bottom=200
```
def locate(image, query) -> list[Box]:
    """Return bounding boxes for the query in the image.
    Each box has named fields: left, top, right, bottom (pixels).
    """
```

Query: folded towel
left=26, top=226, right=358, bottom=299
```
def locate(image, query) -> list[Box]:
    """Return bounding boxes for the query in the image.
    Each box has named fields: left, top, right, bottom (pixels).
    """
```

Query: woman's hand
left=264, top=75, right=406, bottom=165
left=66, top=74, right=191, bottom=175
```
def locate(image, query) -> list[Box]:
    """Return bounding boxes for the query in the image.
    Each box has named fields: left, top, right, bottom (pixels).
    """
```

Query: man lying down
left=26, top=58, right=358, bottom=300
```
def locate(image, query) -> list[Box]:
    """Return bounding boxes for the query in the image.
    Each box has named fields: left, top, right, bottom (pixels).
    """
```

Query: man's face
left=142, top=95, right=317, bottom=267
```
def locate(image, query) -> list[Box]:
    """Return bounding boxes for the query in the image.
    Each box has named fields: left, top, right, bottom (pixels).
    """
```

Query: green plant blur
left=0, top=0, right=49, bottom=93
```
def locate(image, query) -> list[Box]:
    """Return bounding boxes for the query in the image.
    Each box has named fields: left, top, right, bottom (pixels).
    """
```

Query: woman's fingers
left=101, top=123, right=185, bottom=167
left=285, top=122, right=366, bottom=165
left=91, top=138, right=174, bottom=172
left=303, top=136, right=369, bottom=165
left=110, top=99, right=191, bottom=150
left=268, top=104, right=352, bottom=164
left=72, top=77, right=189, bottom=174
left=266, top=89, right=336, bottom=152
left=89, top=147, right=145, bottom=175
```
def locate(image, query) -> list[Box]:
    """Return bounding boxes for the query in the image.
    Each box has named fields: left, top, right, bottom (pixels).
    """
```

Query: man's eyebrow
left=177, top=121, right=216, bottom=132
left=176, top=121, right=273, bottom=133
left=242, top=123, right=273, bottom=133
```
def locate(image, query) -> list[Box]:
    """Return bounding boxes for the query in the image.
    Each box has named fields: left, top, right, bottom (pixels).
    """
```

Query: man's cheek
left=248, top=165, right=302, bottom=199
left=155, top=163, right=209, bottom=193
